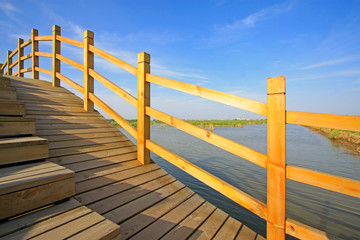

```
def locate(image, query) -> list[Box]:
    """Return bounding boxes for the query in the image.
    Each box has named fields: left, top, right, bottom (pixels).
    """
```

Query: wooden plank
left=9, top=48, right=18, bottom=58
left=0, top=161, right=57, bottom=176
left=137, top=52, right=151, bottom=165
left=213, top=217, right=242, bottom=240
left=32, top=28, right=39, bottom=79
left=146, top=140, right=267, bottom=219
left=31, top=211, right=105, bottom=240
left=0, top=90, right=16, bottom=101
left=8, top=59, right=18, bottom=70
left=27, top=110, right=97, bottom=116
left=20, top=67, right=32, bottom=73
left=287, top=165, right=360, bottom=198
left=49, top=141, right=133, bottom=158
left=48, top=136, right=128, bottom=149
left=286, top=218, right=341, bottom=240
left=27, top=105, right=84, bottom=112
left=20, top=53, right=32, bottom=61
left=37, top=123, right=112, bottom=130
left=147, top=73, right=267, bottom=116
left=76, top=168, right=168, bottom=205
left=20, top=39, right=31, bottom=48
left=35, top=67, right=52, bottom=75
left=88, top=44, right=137, bottom=75
left=266, top=76, right=286, bottom=240
left=34, top=35, right=52, bottom=41
left=74, top=159, right=142, bottom=183
left=286, top=110, right=360, bottom=132
left=236, top=225, right=257, bottom=240
left=67, top=153, right=137, bottom=173
left=52, top=25, right=61, bottom=87
left=75, top=163, right=160, bottom=194
left=0, top=177, right=75, bottom=220
left=188, top=208, right=228, bottom=240
left=7, top=51, right=12, bottom=75
left=18, top=38, right=24, bottom=77
left=37, top=127, right=119, bottom=136
left=0, top=144, right=48, bottom=165
left=88, top=174, right=176, bottom=214
left=35, top=52, right=52, bottom=58
left=131, top=194, right=205, bottom=239
left=161, top=201, right=217, bottom=240
left=120, top=187, right=194, bottom=239
left=2, top=206, right=92, bottom=239
left=147, top=107, right=267, bottom=168
left=89, top=92, right=137, bottom=139
left=0, top=198, right=81, bottom=237
left=50, top=145, right=137, bottom=165
left=56, top=53, right=83, bottom=70
left=0, top=78, right=10, bottom=87
left=56, top=35, right=84, bottom=48
left=89, top=69, right=137, bottom=107
left=103, top=180, right=185, bottom=224
left=56, top=72, right=84, bottom=93
left=67, top=219, right=120, bottom=240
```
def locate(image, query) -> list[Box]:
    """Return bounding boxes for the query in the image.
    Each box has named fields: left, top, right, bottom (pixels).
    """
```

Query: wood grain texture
left=52, top=25, right=61, bottom=87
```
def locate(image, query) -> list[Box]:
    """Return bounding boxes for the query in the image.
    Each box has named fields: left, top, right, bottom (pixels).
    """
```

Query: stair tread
left=0, top=116, right=35, bottom=122
left=0, top=87, right=16, bottom=92
left=0, top=136, right=48, bottom=148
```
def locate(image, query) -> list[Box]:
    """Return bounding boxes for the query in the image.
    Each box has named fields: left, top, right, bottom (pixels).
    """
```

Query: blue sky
left=1, top=0, right=359, bottom=119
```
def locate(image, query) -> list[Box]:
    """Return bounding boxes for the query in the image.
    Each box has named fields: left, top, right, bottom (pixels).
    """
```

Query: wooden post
left=266, top=76, right=286, bottom=240
left=52, top=25, right=61, bottom=87
left=18, top=38, right=24, bottom=77
left=0, top=64, right=3, bottom=75
left=137, top=52, right=151, bottom=165
left=7, top=51, right=12, bottom=76
left=83, top=30, right=94, bottom=112
left=32, top=28, right=39, bottom=79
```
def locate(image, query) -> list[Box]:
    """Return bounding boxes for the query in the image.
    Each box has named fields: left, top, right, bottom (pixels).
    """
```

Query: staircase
left=0, top=75, right=120, bottom=239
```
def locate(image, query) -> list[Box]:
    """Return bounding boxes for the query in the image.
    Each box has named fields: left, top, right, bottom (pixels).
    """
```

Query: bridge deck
left=5, top=75, right=265, bottom=240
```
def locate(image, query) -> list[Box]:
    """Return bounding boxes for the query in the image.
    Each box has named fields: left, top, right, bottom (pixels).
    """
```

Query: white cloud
left=0, top=2, right=18, bottom=13
left=303, top=56, right=360, bottom=70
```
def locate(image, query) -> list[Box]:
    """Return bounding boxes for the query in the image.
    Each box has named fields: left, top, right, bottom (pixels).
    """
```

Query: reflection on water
left=120, top=124, right=360, bottom=239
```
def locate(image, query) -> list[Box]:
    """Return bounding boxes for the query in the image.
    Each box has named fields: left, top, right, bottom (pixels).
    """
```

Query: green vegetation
left=109, top=119, right=267, bottom=128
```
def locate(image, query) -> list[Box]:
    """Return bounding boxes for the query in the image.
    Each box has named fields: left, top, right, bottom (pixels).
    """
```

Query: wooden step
left=0, top=117, right=35, bottom=137
left=0, top=136, right=48, bottom=165
left=0, top=87, right=16, bottom=100
left=0, top=101, right=25, bottom=116
left=0, top=161, right=75, bottom=220
left=0, top=78, right=10, bottom=88
left=0, top=198, right=120, bottom=239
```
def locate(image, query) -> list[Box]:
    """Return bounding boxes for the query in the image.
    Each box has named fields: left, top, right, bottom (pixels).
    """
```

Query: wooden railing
left=1, top=25, right=359, bottom=240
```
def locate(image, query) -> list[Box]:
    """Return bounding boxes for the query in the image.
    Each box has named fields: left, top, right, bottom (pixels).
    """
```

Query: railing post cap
left=7, top=50, right=11, bottom=55
left=267, top=76, right=285, bottom=94
left=84, top=30, right=94, bottom=39
left=32, top=28, right=38, bottom=34
left=138, top=52, right=150, bottom=64
left=18, top=38, right=24, bottom=43
left=53, top=25, right=61, bottom=32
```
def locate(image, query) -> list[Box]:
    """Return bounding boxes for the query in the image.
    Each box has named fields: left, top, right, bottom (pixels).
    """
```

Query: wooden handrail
left=287, top=110, right=360, bottom=132
left=56, top=72, right=84, bottom=93
left=146, top=106, right=267, bottom=168
left=56, top=54, right=83, bottom=70
left=56, top=35, right=84, bottom=48
left=35, top=52, right=52, bottom=58
left=287, top=165, right=360, bottom=198
left=34, top=35, right=52, bottom=41
left=20, top=53, right=32, bottom=61
left=146, top=139, right=267, bottom=219
left=88, top=44, right=137, bottom=76
left=20, top=39, right=31, bottom=48
left=88, top=92, right=137, bottom=138
left=89, top=69, right=137, bottom=107
left=146, top=73, right=268, bottom=116
left=2, top=26, right=359, bottom=240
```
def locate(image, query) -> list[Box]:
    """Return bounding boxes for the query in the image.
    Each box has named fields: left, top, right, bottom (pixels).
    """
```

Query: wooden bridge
left=0, top=26, right=359, bottom=240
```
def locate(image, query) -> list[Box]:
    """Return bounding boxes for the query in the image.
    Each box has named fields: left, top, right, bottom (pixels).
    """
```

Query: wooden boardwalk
left=0, top=75, right=265, bottom=239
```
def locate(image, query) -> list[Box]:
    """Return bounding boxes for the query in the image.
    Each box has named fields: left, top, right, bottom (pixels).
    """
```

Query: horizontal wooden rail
left=286, top=219, right=336, bottom=240
left=88, top=45, right=137, bottom=76
left=0, top=61, right=7, bottom=71
left=9, top=59, right=18, bottom=69
left=9, top=48, right=18, bottom=58
left=35, top=67, right=52, bottom=75
left=287, top=165, right=360, bottom=198
left=89, top=69, right=137, bottom=107
left=20, top=39, right=31, bottom=48
left=146, top=139, right=267, bottom=219
left=56, top=72, right=84, bottom=93
left=20, top=67, right=32, bottom=73
left=146, top=107, right=267, bottom=168
left=146, top=74, right=268, bottom=116
left=20, top=53, right=32, bottom=61
left=56, top=54, right=83, bottom=70
left=34, top=35, right=52, bottom=41
left=35, top=52, right=52, bottom=58
left=56, top=35, right=84, bottom=48
left=13, top=70, right=19, bottom=76
left=286, top=111, right=360, bottom=132
left=88, top=92, right=137, bottom=138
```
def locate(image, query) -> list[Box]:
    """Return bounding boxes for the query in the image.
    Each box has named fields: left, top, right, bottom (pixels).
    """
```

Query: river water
left=120, top=124, right=360, bottom=239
